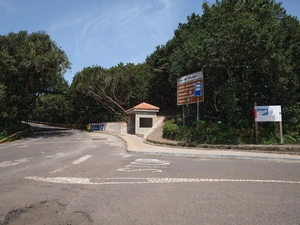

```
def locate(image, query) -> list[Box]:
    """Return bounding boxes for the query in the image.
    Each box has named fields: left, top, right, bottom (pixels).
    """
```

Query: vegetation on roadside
left=163, top=117, right=300, bottom=145
left=0, top=31, right=70, bottom=137
left=0, top=123, right=32, bottom=143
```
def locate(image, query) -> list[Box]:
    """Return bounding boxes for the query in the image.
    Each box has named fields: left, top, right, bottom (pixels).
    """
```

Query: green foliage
left=0, top=134, right=5, bottom=141
left=69, top=63, right=153, bottom=121
left=0, top=31, right=70, bottom=133
left=162, top=119, right=181, bottom=140
left=148, top=0, right=300, bottom=143
left=146, top=44, right=177, bottom=111
left=162, top=119, right=300, bottom=145
left=0, top=122, right=31, bottom=140
left=30, top=94, right=72, bottom=124
left=284, top=133, right=300, bottom=144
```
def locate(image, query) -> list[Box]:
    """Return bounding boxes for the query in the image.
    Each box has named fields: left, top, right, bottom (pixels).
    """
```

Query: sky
left=0, top=0, right=299, bottom=84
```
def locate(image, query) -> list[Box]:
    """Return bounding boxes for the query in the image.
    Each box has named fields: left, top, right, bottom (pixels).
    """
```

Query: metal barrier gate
left=87, top=123, right=105, bottom=132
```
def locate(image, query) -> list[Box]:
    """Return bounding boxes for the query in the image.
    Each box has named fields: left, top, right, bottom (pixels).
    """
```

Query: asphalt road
left=0, top=123, right=300, bottom=225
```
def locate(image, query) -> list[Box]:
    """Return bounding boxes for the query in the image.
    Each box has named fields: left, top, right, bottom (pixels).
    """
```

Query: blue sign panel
left=256, top=108, right=268, bottom=116
left=194, top=82, right=202, bottom=97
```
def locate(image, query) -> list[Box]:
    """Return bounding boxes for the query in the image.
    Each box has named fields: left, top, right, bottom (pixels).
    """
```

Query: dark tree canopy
left=69, top=63, right=152, bottom=122
left=147, top=0, right=300, bottom=129
left=0, top=31, right=70, bottom=132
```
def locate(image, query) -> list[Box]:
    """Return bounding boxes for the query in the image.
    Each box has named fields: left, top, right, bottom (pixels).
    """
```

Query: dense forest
left=1, top=0, right=300, bottom=144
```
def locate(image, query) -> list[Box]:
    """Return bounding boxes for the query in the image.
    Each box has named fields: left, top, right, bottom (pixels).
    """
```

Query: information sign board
left=177, top=71, right=204, bottom=105
left=254, top=105, right=282, bottom=122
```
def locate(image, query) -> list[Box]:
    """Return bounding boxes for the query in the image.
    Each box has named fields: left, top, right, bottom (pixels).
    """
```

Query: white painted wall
left=135, top=111, right=157, bottom=137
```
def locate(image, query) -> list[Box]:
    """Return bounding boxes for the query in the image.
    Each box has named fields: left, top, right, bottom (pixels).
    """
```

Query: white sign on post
left=254, top=105, right=283, bottom=144
left=254, top=105, right=282, bottom=122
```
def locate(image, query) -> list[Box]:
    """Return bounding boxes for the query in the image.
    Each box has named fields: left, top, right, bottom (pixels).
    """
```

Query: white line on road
left=117, top=168, right=163, bottom=172
left=0, top=157, right=32, bottom=168
left=17, top=145, right=28, bottom=148
left=117, top=158, right=172, bottom=173
left=45, top=152, right=68, bottom=159
left=50, top=168, right=65, bottom=174
left=0, top=137, right=42, bottom=153
left=117, top=153, right=132, bottom=158
left=25, top=176, right=300, bottom=185
left=49, top=155, right=92, bottom=173
left=72, top=155, right=92, bottom=165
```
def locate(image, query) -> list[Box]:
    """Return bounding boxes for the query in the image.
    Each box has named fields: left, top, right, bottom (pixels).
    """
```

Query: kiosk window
left=140, top=118, right=152, bottom=128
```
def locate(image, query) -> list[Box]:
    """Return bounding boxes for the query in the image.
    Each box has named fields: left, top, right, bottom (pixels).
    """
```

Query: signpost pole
left=182, top=105, right=185, bottom=126
left=254, top=102, right=259, bottom=144
left=197, top=96, right=199, bottom=129
left=279, top=121, right=283, bottom=144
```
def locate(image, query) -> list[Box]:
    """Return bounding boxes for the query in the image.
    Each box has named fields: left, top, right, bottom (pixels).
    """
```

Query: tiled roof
left=126, top=102, right=159, bottom=113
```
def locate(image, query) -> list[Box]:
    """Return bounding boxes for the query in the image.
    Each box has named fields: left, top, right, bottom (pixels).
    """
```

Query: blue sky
left=0, top=0, right=299, bottom=84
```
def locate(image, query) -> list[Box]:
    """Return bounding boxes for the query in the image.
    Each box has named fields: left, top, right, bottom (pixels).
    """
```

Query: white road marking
left=50, top=168, right=65, bottom=174
left=117, top=168, right=163, bottom=173
left=50, top=155, right=92, bottom=173
left=0, top=157, right=32, bottom=168
left=117, top=158, right=172, bottom=173
left=17, top=145, right=28, bottom=148
left=45, top=152, right=68, bottom=159
left=25, top=176, right=300, bottom=185
left=117, top=153, right=132, bottom=158
left=134, top=159, right=171, bottom=165
left=0, top=137, right=42, bottom=150
left=72, top=155, right=92, bottom=165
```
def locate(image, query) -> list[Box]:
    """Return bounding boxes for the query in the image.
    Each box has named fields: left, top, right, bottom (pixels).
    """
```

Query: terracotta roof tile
left=126, top=102, right=159, bottom=113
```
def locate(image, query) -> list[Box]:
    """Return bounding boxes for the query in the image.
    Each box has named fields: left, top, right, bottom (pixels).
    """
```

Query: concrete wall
left=101, top=116, right=163, bottom=139
left=143, top=116, right=165, bottom=140
left=104, top=122, right=127, bottom=134
left=127, top=114, right=135, bottom=134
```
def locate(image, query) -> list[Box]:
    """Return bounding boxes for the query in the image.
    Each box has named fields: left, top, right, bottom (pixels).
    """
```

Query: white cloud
left=65, top=1, right=175, bottom=57
left=46, top=0, right=181, bottom=77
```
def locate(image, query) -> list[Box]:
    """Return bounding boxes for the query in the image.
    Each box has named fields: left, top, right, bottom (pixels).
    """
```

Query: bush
left=162, top=119, right=180, bottom=140
left=162, top=118, right=300, bottom=145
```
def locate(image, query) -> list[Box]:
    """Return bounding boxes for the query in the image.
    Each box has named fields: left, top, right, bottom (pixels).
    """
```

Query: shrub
left=162, top=119, right=181, bottom=140
left=162, top=118, right=299, bottom=145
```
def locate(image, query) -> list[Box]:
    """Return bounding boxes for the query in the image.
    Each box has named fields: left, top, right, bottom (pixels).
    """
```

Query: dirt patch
left=1, top=200, right=93, bottom=225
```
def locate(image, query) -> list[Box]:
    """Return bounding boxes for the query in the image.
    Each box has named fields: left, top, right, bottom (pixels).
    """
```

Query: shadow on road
left=29, top=125, right=75, bottom=139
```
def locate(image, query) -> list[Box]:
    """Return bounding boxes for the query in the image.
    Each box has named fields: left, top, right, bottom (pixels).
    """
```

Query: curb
left=102, top=132, right=300, bottom=162
left=127, top=150, right=300, bottom=162
left=145, top=138, right=300, bottom=155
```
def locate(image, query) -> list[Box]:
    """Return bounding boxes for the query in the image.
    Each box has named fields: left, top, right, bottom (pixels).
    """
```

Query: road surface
left=0, top=123, right=300, bottom=224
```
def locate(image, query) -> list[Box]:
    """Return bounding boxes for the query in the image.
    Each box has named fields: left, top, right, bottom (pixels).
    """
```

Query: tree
left=197, top=0, right=300, bottom=128
left=147, top=0, right=300, bottom=130
left=0, top=31, right=70, bottom=132
left=146, top=43, right=177, bottom=112
left=30, top=94, right=72, bottom=124
left=70, top=63, right=154, bottom=122
left=70, top=66, right=127, bottom=121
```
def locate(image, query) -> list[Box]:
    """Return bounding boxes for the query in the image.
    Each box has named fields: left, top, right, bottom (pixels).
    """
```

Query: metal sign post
left=194, top=81, right=203, bottom=129
left=182, top=105, right=185, bottom=126
left=254, top=102, right=259, bottom=144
